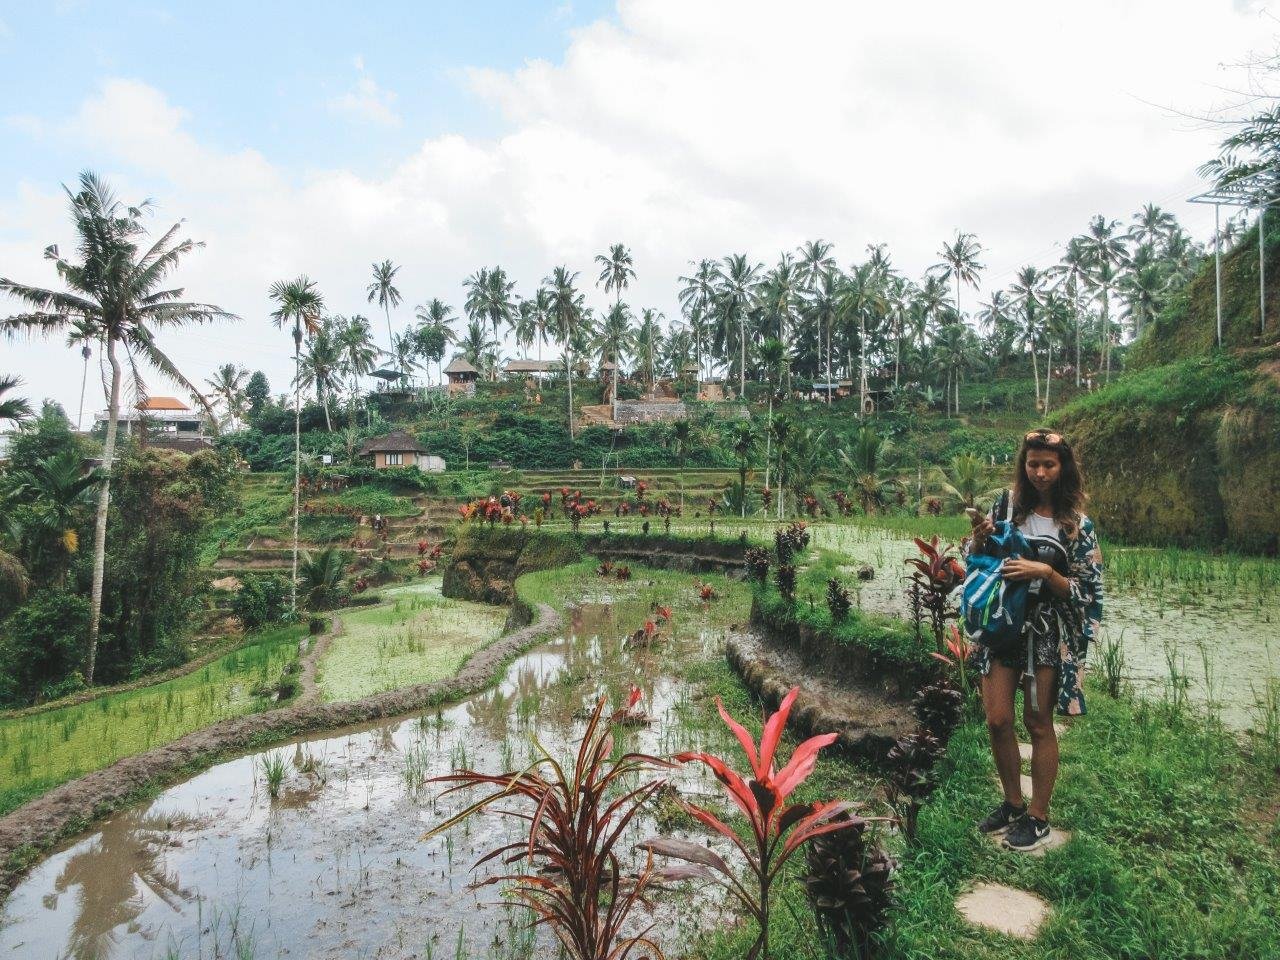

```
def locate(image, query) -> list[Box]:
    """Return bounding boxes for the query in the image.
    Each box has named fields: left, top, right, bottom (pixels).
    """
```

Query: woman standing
left=968, top=428, right=1104, bottom=852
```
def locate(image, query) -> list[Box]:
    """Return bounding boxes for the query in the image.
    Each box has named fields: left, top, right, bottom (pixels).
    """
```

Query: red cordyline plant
left=424, top=696, right=673, bottom=960
left=903, top=535, right=964, bottom=653
left=932, top=624, right=974, bottom=699
left=643, top=687, right=855, bottom=960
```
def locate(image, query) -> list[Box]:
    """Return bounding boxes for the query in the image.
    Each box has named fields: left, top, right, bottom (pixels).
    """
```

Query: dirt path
left=0, top=603, right=560, bottom=901
left=296, top=615, right=342, bottom=703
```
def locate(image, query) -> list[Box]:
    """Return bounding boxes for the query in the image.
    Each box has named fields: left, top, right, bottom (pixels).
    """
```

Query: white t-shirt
left=1018, top=511, right=1060, bottom=540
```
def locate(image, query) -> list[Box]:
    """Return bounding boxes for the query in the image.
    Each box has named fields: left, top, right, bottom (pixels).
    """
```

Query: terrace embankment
left=726, top=593, right=924, bottom=762
left=0, top=602, right=560, bottom=899
left=443, top=526, right=747, bottom=606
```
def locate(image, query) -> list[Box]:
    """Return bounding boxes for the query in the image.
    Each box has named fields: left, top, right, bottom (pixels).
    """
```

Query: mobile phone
left=964, top=507, right=983, bottom=523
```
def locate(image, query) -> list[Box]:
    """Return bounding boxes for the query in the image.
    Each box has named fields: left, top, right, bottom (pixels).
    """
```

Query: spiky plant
left=884, top=731, right=945, bottom=844
left=911, top=680, right=963, bottom=744
left=803, top=811, right=896, bottom=960
left=826, top=578, right=852, bottom=623
left=775, top=564, right=797, bottom=603
left=744, top=546, right=771, bottom=583
left=297, top=547, right=346, bottom=610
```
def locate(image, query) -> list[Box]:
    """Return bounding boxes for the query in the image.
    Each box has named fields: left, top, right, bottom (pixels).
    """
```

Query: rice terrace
left=1, top=3, right=1279, bottom=959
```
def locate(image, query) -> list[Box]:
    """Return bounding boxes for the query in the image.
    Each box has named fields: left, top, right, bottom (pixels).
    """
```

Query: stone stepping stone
left=987, top=825, right=1074, bottom=857
left=955, top=882, right=1050, bottom=939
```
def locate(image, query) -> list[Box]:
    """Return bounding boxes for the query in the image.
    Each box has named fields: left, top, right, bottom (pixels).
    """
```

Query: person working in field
left=967, top=428, right=1104, bottom=852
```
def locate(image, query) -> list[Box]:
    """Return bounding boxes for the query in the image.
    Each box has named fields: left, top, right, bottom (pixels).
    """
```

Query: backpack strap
left=996, top=489, right=1013, bottom=524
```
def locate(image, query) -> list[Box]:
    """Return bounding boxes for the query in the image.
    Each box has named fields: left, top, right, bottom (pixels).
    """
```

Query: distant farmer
left=967, top=428, right=1103, bottom=852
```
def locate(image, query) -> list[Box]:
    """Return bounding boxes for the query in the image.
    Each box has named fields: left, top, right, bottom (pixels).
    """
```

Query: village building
left=443, top=356, right=480, bottom=395
left=93, top=396, right=214, bottom=452
left=357, top=431, right=445, bottom=472
left=502, top=359, right=560, bottom=379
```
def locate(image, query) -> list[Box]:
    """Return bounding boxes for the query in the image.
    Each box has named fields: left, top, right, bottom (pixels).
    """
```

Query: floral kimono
left=972, top=508, right=1104, bottom=717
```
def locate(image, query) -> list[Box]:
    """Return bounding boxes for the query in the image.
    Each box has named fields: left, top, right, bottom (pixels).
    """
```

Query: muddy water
left=0, top=601, right=736, bottom=960
left=812, top=525, right=1280, bottom=727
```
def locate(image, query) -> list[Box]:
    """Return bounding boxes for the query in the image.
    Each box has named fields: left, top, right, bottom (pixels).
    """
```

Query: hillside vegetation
left=1053, top=222, right=1280, bottom=553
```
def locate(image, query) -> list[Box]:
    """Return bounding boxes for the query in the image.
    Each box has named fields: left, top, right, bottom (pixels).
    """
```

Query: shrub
left=0, top=588, right=91, bottom=706
left=230, top=574, right=290, bottom=630
left=775, top=563, right=797, bottom=603
left=884, top=730, right=945, bottom=844
left=744, top=546, right=771, bottom=583
left=911, top=680, right=964, bottom=744
left=826, top=578, right=852, bottom=623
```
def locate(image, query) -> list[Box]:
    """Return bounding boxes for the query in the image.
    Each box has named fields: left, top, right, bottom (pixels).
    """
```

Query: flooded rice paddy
left=0, top=585, right=740, bottom=960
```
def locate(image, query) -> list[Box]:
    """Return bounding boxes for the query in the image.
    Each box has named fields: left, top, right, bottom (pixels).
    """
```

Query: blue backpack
left=962, top=493, right=1034, bottom=657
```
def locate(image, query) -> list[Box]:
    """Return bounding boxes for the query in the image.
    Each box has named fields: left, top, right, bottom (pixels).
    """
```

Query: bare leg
left=981, top=662, right=1024, bottom=807
left=1022, top=665, right=1059, bottom=820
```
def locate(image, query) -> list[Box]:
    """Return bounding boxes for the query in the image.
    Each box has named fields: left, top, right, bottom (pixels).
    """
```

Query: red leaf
left=772, top=732, right=838, bottom=799
left=759, top=687, right=798, bottom=775
left=715, top=696, right=760, bottom=775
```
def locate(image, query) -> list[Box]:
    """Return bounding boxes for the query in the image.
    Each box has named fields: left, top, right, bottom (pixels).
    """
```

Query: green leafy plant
left=826, top=578, right=852, bottom=623
left=884, top=731, right=945, bottom=844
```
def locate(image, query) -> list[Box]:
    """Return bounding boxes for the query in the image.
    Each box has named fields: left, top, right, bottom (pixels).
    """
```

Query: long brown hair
left=1011, top=428, right=1087, bottom=539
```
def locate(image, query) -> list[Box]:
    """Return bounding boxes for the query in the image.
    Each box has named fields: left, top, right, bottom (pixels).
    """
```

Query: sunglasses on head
left=1025, top=430, right=1065, bottom=446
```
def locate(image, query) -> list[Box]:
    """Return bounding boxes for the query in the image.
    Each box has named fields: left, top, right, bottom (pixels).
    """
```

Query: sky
left=0, top=0, right=1275, bottom=421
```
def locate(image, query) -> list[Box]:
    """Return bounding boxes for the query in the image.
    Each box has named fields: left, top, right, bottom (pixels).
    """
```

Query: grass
left=314, top=580, right=508, bottom=702
left=678, top=667, right=1280, bottom=960
left=0, top=623, right=307, bottom=817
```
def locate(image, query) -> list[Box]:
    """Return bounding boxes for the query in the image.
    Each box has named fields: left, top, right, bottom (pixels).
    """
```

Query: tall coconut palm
left=1080, top=216, right=1129, bottom=382
left=269, top=275, right=324, bottom=614
left=1010, top=266, right=1046, bottom=409
left=1, top=172, right=233, bottom=682
left=715, top=255, right=762, bottom=398
left=460, top=318, right=498, bottom=369
left=546, top=266, right=585, bottom=437
left=204, top=363, right=249, bottom=431
left=1129, top=203, right=1177, bottom=250
left=761, top=254, right=802, bottom=394
left=336, top=314, right=379, bottom=412
left=807, top=270, right=843, bottom=403
left=1048, top=237, right=1092, bottom=386
left=366, top=259, right=402, bottom=350
left=840, top=261, right=886, bottom=415
left=797, top=239, right=837, bottom=291
left=634, top=309, right=663, bottom=391
left=757, top=337, right=786, bottom=493
left=976, top=290, right=1016, bottom=367
left=934, top=231, right=985, bottom=320
left=884, top=276, right=914, bottom=389
left=595, top=243, right=635, bottom=308
left=678, top=259, right=717, bottom=381
left=67, top=318, right=98, bottom=430
left=413, top=299, right=455, bottom=383
left=596, top=302, right=634, bottom=369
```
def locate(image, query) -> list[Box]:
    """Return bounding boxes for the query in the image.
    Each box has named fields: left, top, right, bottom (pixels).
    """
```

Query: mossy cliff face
left=442, top=528, right=583, bottom=604
left=1051, top=349, right=1280, bottom=553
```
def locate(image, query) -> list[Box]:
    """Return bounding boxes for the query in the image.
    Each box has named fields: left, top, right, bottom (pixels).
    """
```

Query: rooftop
left=358, top=431, right=428, bottom=455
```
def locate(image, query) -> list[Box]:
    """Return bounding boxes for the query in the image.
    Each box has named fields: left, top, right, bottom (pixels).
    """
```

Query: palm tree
left=808, top=270, right=843, bottom=403
left=1080, top=216, right=1129, bottom=382
left=1041, top=291, right=1073, bottom=413
left=714, top=254, right=762, bottom=398
left=932, top=453, right=1003, bottom=512
left=678, top=259, right=717, bottom=381
left=837, top=424, right=896, bottom=513
left=0, top=374, right=33, bottom=426
left=840, top=261, right=886, bottom=415
left=10, top=448, right=103, bottom=584
left=1117, top=255, right=1168, bottom=340
left=757, top=338, right=786, bottom=493
left=797, top=239, right=837, bottom=290
left=366, top=259, right=402, bottom=350
left=67, top=319, right=98, bottom=430
left=1048, top=237, right=1091, bottom=387
left=934, top=231, right=985, bottom=321
left=301, top=322, right=354, bottom=429
left=463, top=267, right=516, bottom=375
left=671, top=419, right=691, bottom=512
left=268, top=275, right=324, bottom=614
left=336, top=314, right=379, bottom=418
left=595, top=301, right=634, bottom=400
left=595, top=243, right=635, bottom=308
left=546, top=266, right=585, bottom=437
left=883, top=278, right=913, bottom=391
left=460, top=318, right=498, bottom=370
left=931, top=321, right=974, bottom=416
left=731, top=421, right=755, bottom=517
left=298, top=547, right=346, bottom=610
left=1, top=172, right=233, bottom=683
left=413, top=299, right=455, bottom=383
left=204, top=363, right=248, bottom=431
left=634, top=309, right=663, bottom=391
left=761, top=254, right=802, bottom=393
left=1010, top=266, right=1046, bottom=409
left=1129, top=203, right=1177, bottom=250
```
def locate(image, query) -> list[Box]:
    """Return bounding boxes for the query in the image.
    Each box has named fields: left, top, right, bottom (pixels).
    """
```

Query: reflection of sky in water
left=0, top=602, right=733, bottom=960
left=811, top=526, right=1279, bottom=728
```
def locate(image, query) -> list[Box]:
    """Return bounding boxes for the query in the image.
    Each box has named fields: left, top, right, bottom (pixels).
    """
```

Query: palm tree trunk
left=859, top=315, right=868, bottom=417
left=894, top=317, right=901, bottom=389
left=825, top=316, right=832, bottom=407
left=764, top=392, right=773, bottom=494
left=739, top=314, right=746, bottom=401
left=567, top=338, right=575, bottom=439
left=1044, top=342, right=1053, bottom=413
left=1030, top=346, right=1041, bottom=412
left=384, top=305, right=394, bottom=352
left=291, top=332, right=302, bottom=614
left=77, top=348, right=91, bottom=431
left=86, top=334, right=121, bottom=685
left=322, top=388, right=332, bottom=432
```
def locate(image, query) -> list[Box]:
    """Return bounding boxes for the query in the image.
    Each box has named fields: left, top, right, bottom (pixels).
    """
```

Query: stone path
left=955, top=883, right=1051, bottom=940
left=959, top=727, right=1075, bottom=937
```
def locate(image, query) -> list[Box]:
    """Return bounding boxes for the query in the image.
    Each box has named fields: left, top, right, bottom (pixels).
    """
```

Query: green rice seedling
left=1162, top=646, right=1191, bottom=720
left=1250, top=678, right=1280, bottom=770
left=403, top=740, right=431, bottom=793
left=1098, top=633, right=1128, bottom=699
left=259, top=751, right=288, bottom=799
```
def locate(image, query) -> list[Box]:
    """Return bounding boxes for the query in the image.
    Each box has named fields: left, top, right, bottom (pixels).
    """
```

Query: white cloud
left=329, top=63, right=400, bottom=127
left=1, top=0, right=1274, bottom=416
